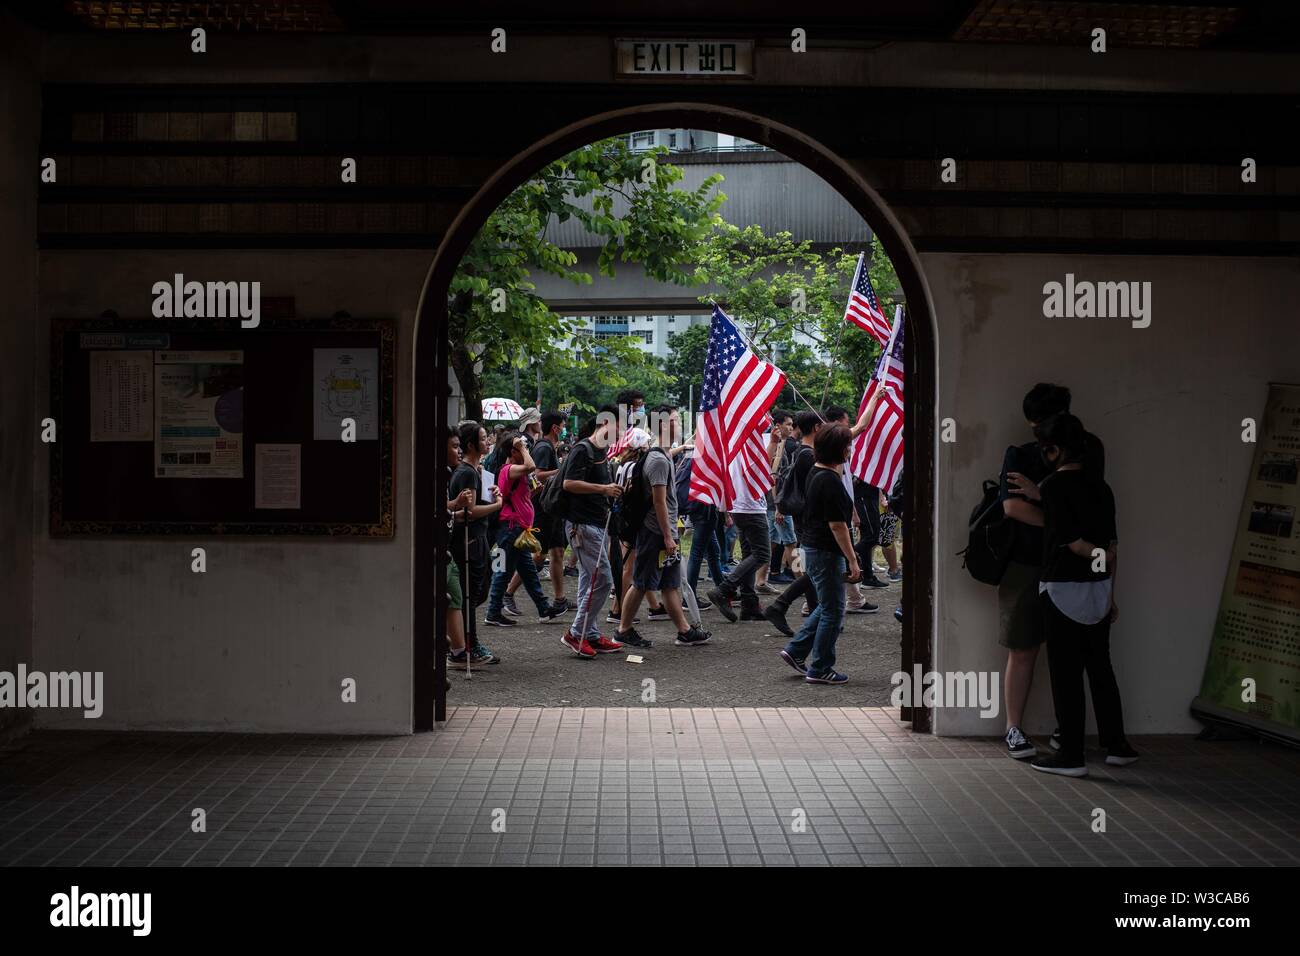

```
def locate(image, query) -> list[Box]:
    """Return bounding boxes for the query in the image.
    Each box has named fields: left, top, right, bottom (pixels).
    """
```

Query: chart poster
left=1194, top=383, right=1300, bottom=742
left=314, top=348, right=378, bottom=440
left=153, top=350, right=244, bottom=478
left=89, top=350, right=153, bottom=442
left=255, top=443, right=301, bottom=509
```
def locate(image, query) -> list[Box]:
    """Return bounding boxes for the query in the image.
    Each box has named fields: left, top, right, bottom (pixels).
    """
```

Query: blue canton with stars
left=700, top=306, right=747, bottom=413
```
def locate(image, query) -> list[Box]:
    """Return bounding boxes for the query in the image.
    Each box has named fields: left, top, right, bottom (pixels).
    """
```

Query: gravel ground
left=452, top=577, right=904, bottom=707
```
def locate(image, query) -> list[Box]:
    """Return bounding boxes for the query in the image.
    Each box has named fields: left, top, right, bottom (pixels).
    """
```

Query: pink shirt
left=497, top=463, right=534, bottom=529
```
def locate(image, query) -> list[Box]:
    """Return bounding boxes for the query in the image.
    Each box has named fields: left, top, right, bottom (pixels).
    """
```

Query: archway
left=413, top=103, right=938, bottom=730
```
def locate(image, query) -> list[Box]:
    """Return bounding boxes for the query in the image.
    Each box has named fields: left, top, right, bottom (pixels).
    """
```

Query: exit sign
left=615, top=39, right=754, bottom=78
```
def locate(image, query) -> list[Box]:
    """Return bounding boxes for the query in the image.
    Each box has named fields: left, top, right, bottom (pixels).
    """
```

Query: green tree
left=450, top=138, right=725, bottom=419
left=690, top=228, right=903, bottom=412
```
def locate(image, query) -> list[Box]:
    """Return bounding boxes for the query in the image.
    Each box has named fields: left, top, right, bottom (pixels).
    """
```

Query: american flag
left=606, top=427, right=636, bottom=459
left=730, top=415, right=776, bottom=502
left=849, top=307, right=905, bottom=492
left=689, top=306, right=786, bottom=509
left=843, top=252, right=891, bottom=346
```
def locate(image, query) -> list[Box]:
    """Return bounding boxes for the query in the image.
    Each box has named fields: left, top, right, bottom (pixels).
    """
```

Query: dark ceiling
left=4, top=1, right=1298, bottom=50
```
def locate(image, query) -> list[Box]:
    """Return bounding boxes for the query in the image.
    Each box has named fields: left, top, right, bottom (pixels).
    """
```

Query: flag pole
left=708, top=298, right=826, bottom=423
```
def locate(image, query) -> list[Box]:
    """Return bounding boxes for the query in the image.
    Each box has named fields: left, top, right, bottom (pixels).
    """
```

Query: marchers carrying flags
left=849, top=306, right=905, bottom=493
left=843, top=251, right=892, bottom=346
left=689, top=306, right=787, bottom=509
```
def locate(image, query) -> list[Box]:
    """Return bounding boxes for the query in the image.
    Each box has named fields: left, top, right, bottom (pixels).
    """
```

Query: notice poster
left=255, top=443, right=301, bottom=509
left=1193, top=383, right=1300, bottom=743
left=89, top=350, right=153, bottom=442
left=314, top=347, right=378, bottom=440
left=154, top=350, right=244, bottom=478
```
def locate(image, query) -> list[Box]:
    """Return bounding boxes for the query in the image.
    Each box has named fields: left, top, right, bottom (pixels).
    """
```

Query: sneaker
left=739, top=607, right=767, bottom=622
left=484, top=612, right=517, bottom=628
left=1005, top=726, right=1037, bottom=760
left=606, top=613, right=640, bottom=625
left=861, top=575, right=889, bottom=589
left=563, top=566, right=578, bottom=578
left=447, top=650, right=470, bottom=670
left=893, top=606, right=903, bottom=623
left=1030, top=754, right=1087, bottom=777
left=539, top=603, right=567, bottom=623
left=695, top=598, right=713, bottom=611
left=647, top=607, right=670, bottom=622
left=502, top=595, right=522, bottom=617
left=470, top=643, right=499, bottom=665
left=617, top=626, right=653, bottom=648
left=707, top=588, right=738, bottom=622
left=675, top=626, right=712, bottom=647
left=778, top=649, right=806, bottom=674
left=560, top=631, right=596, bottom=658
left=1105, top=742, right=1140, bottom=766
left=764, top=605, right=794, bottom=637
left=755, top=582, right=779, bottom=595
left=770, top=572, right=795, bottom=584
left=888, top=569, right=902, bottom=581
left=845, top=601, right=879, bottom=614
left=872, top=564, right=889, bottom=574
left=1049, top=728, right=1061, bottom=751
left=550, top=596, right=570, bottom=613
left=588, top=634, right=625, bottom=654
left=805, top=669, right=849, bottom=685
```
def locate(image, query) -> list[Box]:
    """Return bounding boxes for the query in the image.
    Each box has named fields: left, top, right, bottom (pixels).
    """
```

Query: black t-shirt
left=998, top=430, right=1106, bottom=565
left=532, top=438, right=557, bottom=472
left=449, top=461, right=489, bottom=554
left=1041, top=469, right=1118, bottom=583
left=800, top=466, right=854, bottom=553
left=563, top=439, right=611, bottom=527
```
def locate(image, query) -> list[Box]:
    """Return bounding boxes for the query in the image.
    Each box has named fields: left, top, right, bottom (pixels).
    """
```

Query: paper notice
left=89, top=350, right=153, bottom=442
left=255, top=443, right=301, bottom=509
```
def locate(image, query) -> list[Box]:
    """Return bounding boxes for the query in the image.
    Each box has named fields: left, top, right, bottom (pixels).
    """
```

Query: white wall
left=927, top=253, right=1300, bottom=735
left=34, top=250, right=431, bottom=733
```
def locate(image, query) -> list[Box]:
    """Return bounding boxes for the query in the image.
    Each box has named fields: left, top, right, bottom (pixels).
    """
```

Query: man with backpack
left=614, top=405, right=712, bottom=649
left=996, top=383, right=1106, bottom=759
left=545, top=405, right=626, bottom=659
left=507, top=411, right=568, bottom=615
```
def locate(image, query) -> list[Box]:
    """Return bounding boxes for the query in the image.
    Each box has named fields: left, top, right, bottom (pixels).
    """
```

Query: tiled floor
left=1, top=707, right=1297, bottom=866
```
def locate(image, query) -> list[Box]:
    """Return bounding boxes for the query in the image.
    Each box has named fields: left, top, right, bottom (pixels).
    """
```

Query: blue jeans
left=488, top=523, right=550, bottom=617
left=783, top=547, right=846, bottom=676
left=686, top=507, right=724, bottom=596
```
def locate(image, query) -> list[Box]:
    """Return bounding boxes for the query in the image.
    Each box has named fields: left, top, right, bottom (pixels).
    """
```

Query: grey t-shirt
left=641, top=448, right=678, bottom=537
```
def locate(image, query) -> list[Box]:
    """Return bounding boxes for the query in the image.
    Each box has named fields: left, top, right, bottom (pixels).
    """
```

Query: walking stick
left=462, top=499, right=473, bottom=680
left=572, top=506, right=614, bottom=649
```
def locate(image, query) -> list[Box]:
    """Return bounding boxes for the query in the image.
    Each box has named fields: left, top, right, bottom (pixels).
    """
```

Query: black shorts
left=632, top=526, right=681, bottom=592
left=536, top=509, right=563, bottom=551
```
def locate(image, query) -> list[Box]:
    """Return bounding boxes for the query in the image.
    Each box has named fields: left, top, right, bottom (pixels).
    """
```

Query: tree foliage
left=450, top=138, right=725, bottom=419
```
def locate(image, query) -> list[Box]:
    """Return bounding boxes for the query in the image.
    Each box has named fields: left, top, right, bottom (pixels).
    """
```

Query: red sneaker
left=560, top=632, right=596, bottom=659
left=588, top=634, right=625, bottom=654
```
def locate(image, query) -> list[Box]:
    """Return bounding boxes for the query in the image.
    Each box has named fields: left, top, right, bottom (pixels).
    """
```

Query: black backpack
left=538, top=438, right=596, bottom=522
left=620, top=448, right=669, bottom=537
left=957, top=479, right=1015, bottom=585
left=775, top=445, right=812, bottom=515
left=674, top=453, right=701, bottom=515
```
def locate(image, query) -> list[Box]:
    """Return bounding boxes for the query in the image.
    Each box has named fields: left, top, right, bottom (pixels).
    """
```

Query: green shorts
left=998, top=560, right=1043, bottom=649
left=445, top=559, right=463, bottom=611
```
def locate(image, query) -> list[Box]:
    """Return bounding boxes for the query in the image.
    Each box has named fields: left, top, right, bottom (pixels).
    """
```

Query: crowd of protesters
left=443, top=389, right=904, bottom=685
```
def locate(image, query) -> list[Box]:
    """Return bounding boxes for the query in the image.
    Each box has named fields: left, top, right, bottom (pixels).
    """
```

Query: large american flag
left=849, top=307, right=905, bottom=492
left=689, top=306, right=786, bottom=509
left=731, top=415, right=776, bottom=502
left=843, top=252, right=891, bottom=346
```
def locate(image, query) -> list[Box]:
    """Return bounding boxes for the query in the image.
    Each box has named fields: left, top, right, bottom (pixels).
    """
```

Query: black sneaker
left=845, top=601, right=879, bottom=614
left=707, top=588, right=737, bottom=622
left=763, top=605, right=794, bottom=637
left=1005, top=726, right=1037, bottom=760
left=675, top=626, right=712, bottom=646
left=805, top=669, right=849, bottom=685
left=502, top=595, right=522, bottom=617
left=617, top=626, right=653, bottom=648
left=1049, top=728, right=1061, bottom=751
left=550, top=596, right=570, bottom=614
left=563, top=566, right=578, bottom=578
left=695, top=598, right=713, bottom=611
left=1030, top=754, right=1087, bottom=777
left=647, top=607, right=670, bottom=622
left=861, top=576, right=889, bottom=589
left=1105, top=742, right=1140, bottom=766
left=539, top=603, right=567, bottom=623
left=607, top=613, right=640, bottom=625
left=739, top=608, right=767, bottom=622
left=484, top=612, right=517, bottom=628
left=778, top=649, right=806, bottom=674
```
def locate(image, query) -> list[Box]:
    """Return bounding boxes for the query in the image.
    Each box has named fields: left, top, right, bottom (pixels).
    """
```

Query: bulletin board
left=50, top=317, right=395, bottom=536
